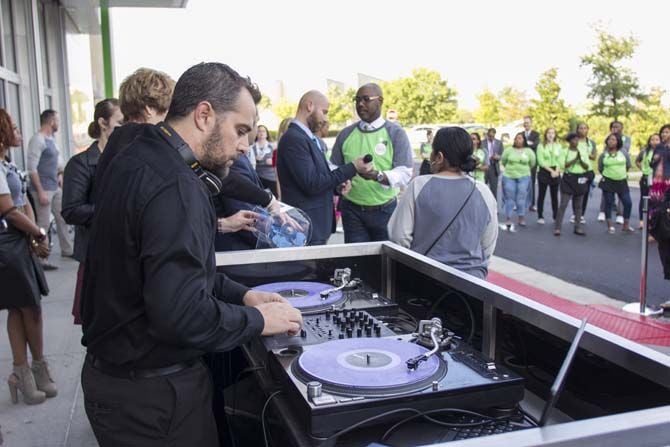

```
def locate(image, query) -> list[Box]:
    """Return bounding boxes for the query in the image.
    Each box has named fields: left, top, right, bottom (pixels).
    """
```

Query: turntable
left=268, top=318, right=525, bottom=438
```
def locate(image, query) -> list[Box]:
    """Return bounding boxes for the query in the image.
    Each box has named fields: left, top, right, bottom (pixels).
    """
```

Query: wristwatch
left=376, top=171, right=385, bottom=183
left=34, top=227, right=47, bottom=242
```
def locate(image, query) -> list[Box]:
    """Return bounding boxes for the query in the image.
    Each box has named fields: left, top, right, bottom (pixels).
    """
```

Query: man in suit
left=483, top=128, right=503, bottom=201
left=522, top=116, right=540, bottom=211
left=277, top=91, right=372, bottom=245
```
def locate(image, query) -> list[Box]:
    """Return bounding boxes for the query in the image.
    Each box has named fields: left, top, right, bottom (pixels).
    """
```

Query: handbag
left=422, top=182, right=477, bottom=256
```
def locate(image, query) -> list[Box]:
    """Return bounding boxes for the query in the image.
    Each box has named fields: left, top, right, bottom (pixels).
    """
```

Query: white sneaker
left=616, top=215, right=624, bottom=225
left=597, top=212, right=605, bottom=222
left=569, top=215, right=575, bottom=224
left=508, top=224, right=516, bottom=233
left=537, top=218, right=545, bottom=225
left=580, top=216, right=586, bottom=224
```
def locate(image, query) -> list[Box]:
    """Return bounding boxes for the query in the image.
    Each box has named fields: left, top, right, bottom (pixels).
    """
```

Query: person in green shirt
left=598, top=133, right=633, bottom=234
left=419, top=129, right=434, bottom=175
left=536, top=128, right=563, bottom=224
left=635, top=133, right=660, bottom=229
left=575, top=122, right=597, bottom=224
left=471, top=132, right=488, bottom=183
left=501, top=132, right=536, bottom=230
left=554, top=133, right=590, bottom=236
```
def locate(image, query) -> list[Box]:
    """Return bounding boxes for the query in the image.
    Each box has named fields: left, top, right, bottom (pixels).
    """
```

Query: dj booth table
left=216, top=242, right=670, bottom=447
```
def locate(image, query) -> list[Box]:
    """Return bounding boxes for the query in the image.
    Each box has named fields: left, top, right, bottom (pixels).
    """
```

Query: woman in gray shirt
left=388, top=127, right=498, bottom=279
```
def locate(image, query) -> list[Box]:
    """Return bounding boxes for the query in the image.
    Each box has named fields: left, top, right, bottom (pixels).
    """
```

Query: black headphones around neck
left=156, top=123, right=223, bottom=196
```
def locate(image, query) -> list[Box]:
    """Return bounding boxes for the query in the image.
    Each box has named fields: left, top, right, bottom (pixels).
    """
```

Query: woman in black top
left=62, top=99, right=123, bottom=324
left=0, top=109, right=56, bottom=404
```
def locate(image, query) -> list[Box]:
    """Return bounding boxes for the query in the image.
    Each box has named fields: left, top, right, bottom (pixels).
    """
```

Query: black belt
left=86, top=354, right=198, bottom=380
left=344, top=197, right=397, bottom=212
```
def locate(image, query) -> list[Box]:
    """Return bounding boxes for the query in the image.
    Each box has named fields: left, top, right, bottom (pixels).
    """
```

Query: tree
left=581, top=28, right=647, bottom=120
left=628, top=88, right=670, bottom=150
left=527, top=68, right=573, bottom=137
left=381, top=68, right=458, bottom=125
left=272, top=98, right=298, bottom=120
left=474, top=89, right=502, bottom=126
left=326, top=84, right=356, bottom=127
left=259, top=95, right=272, bottom=110
left=455, top=108, right=475, bottom=124
left=498, top=86, right=529, bottom=124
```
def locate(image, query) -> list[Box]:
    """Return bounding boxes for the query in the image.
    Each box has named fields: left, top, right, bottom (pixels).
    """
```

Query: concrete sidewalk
left=0, top=237, right=654, bottom=446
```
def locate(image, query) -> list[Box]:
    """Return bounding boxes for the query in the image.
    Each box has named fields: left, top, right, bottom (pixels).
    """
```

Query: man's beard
left=199, top=120, right=235, bottom=178
left=306, top=112, right=321, bottom=133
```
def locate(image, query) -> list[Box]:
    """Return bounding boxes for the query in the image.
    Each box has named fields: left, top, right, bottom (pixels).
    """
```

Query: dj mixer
left=246, top=269, right=526, bottom=443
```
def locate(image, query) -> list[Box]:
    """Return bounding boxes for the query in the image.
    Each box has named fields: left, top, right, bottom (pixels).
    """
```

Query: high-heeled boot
left=31, top=359, right=58, bottom=398
left=7, top=364, right=46, bottom=405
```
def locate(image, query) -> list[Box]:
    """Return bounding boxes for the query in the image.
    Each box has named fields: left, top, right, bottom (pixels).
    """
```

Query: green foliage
left=381, top=68, right=458, bottom=125
left=272, top=98, right=298, bottom=121
left=527, top=68, right=573, bottom=137
left=327, top=84, right=356, bottom=127
left=627, top=88, right=670, bottom=151
left=259, top=95, right=272, bottom=110
left=498, top=86, right=529, bottom=124
left=455, top=108, right=474, bottom=124
left=581, top=28, right=647, bottom=120
left=474, top=89, right=502, bottom=126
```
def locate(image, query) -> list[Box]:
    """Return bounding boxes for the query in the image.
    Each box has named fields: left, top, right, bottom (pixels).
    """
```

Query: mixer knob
left=365, top=327, right=372, bottom=336
left=300, top=329, right=307, bottom=338
left=356, top=328, right=362, bottom=337
left=325, top=310, right=331, bottom=320
left=346, top=328, right=353, bottom=338
left=339, top=333, right=345, bottom=339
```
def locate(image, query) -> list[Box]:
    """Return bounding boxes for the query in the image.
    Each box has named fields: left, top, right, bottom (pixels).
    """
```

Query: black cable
left=518, top=404, right=540, bottom=427
left=262, top=390, right=282, bottom=447
left=310, top=408, right=423, bottom=442
left=381, top=408, right=514, bottom=442
left=428, top=290, right=476, bottom=343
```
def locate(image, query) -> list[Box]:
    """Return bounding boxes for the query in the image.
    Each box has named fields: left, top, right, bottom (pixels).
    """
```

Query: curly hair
left=0, top=109, right=15, bottom=150
left=118, top=68, right=175, bottom=122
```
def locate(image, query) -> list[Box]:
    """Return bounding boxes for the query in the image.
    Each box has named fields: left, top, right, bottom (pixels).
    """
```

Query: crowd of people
left=1, top=61, right=670, bottom=446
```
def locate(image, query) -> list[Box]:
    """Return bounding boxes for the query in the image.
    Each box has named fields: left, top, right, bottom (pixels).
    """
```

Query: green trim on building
left=100, top=0, right=114, bottom=98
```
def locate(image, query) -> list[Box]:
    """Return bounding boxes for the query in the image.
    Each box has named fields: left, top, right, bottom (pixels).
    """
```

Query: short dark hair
left=487, top=128, right=496, bottom=134
left=40, top=109, right=57, bottom=126
left=565, top=132, right=579, bottom=142
left=432, top=127, right=476, bottom=172
left=166, top=63, right=261, bottom=121
left=606, top=133, right=623, bottom=150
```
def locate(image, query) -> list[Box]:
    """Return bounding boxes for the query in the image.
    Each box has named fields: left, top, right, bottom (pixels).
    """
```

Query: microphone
left=363, top=154, right=373, bottom=163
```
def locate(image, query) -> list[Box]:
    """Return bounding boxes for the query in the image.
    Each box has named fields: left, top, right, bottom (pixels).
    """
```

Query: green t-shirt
left=561, top=147, right=591, bottom=174
left=341, top=126, right=396, bottom=206
left=537, top=142, right=563, bottom=170
left=577, top=139, right=596, bottom=172
left=420, top=142, right=432, bottom=159
left=473, top=148, right=486, bottom=182
left=501, top=147, right=536, bottom=179
left=638, top=149, right=654, bottom=176
left=600, top=150, right=628, bottom=181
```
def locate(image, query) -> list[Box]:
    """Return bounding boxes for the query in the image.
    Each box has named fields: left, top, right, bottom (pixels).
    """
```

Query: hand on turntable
left=243, top=290, right=291, bottom=307
left=255, top=301, right=303, bottom=336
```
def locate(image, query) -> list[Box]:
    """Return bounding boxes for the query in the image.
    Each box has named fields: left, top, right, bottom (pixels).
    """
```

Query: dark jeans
left=82, top=358, right=218, bottom=447
left=603, top=190, right=632, bottom=220
left=537, top=180, right=559, bottom=220
left=555, top=192, right=584, bottom=232
left=527, top=166, right=537, bottom=208
left=486, top=168, right=499, bottom=202
left=341, top=198, right=397, bottom=243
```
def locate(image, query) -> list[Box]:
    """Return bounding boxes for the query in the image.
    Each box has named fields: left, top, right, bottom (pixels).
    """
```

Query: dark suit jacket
left=61, top=142, right=101, bottom=262
left=277, top=122, right=357, bottom=244
left=483, top=138, right=503, bottom=177
left=523, top=130, right=540, bottom=152
left=213, top=155, right=264, bottom=251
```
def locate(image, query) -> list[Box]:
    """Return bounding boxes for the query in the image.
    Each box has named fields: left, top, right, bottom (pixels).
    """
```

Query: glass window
left=38, top=2, right=50, bottom=88
left=44, top=94, right=52, bottom=110
left=6, top=81, right=23, bottom=168
left=1, top=0, right=17, bottom=72
left=0, top=80, right=5, bottom=108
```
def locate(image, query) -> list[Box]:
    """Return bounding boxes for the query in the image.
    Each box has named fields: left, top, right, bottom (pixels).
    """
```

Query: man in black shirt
left=80, top=62, right=302, bottom=446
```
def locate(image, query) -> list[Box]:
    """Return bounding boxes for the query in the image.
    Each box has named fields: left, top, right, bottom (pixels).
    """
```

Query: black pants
left=82, top=359, right=218, bottom=447
left=529, top=166, right=537, bottom=208
left=537, top=180, right=559, bottom=220
left=485, top=168, right=499, bottom=201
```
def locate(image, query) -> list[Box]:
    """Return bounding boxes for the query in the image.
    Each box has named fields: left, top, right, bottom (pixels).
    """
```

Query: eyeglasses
left=353, top=95, right=381, bottom=104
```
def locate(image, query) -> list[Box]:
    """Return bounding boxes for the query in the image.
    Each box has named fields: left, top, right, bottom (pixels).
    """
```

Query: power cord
left=262, top=390, right=283, bottom=447
left=428, top=290, right=476, bottom=343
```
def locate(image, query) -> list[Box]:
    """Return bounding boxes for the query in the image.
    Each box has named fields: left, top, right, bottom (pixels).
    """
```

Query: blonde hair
left=118, top=68, right=175, bottom=122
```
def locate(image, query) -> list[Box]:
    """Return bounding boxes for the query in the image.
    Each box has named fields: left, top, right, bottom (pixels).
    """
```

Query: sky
left=109, top=0, right=669, bottom=111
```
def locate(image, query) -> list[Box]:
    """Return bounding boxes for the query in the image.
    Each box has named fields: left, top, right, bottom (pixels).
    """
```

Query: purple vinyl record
left=253, top=281, right=345, bottom=311
left=293, top=338, right=447, bottom=396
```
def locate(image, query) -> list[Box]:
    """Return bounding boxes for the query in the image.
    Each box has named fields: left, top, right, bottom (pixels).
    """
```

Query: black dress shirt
left=81, top=124, right=263, bottom=368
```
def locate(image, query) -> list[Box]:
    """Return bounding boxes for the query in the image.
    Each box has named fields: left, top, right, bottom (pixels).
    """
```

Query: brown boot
left=31, top=359, right=58, bottom=398
left=7, top=364, right=46, bottom=405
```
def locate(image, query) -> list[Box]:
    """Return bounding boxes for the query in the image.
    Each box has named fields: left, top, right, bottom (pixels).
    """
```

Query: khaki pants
left=33, top=188, right=73, bottom=257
